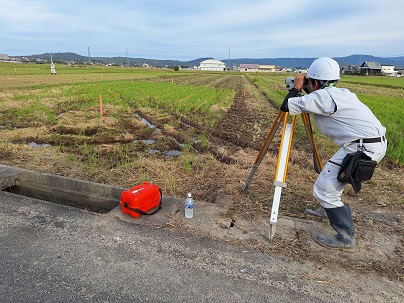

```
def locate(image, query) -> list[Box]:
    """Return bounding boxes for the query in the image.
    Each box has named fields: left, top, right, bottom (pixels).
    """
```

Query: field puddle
left=172, top=138, right=185, bottom=148
left=1, top=125, right=20, bottom=130
left=135, top=114, right=161, bottom=132
left=134, top=138, right=182, bottom=157
left=134, top=139, right=156, bottom=145
left=29, top=142, right=51, bottom=148
left=163, top=150, right=181, bottom=157
left=145, top=148, right=181, bottom=157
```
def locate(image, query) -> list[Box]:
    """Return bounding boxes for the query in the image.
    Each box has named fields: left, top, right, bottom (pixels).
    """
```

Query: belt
left=353, top=136, right=385, bottom=143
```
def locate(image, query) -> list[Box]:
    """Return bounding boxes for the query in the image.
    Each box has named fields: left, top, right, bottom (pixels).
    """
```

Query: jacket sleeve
left=288, top=89, right=337, bottom=116
left=280, top=88, right=300, bottom=112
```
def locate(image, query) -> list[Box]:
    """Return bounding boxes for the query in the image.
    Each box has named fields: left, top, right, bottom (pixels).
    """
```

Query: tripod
left=242, top=110, right=323, bottom=240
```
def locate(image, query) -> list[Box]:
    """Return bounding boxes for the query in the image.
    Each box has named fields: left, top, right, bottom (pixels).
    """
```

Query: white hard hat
left=307, top=57, right=340, bottom=80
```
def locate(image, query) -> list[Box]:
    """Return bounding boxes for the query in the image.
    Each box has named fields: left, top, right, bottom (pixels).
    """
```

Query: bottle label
left=186, top=204, right=194, bottom=209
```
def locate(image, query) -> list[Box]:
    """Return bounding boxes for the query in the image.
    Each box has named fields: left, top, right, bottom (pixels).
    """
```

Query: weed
left=198, top=132, right=208, bottom=148
left=182, top=153, right=195, bottom=172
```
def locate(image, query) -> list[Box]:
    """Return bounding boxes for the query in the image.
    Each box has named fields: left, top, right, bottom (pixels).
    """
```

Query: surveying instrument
left=242, top=78, right=323, bottom=241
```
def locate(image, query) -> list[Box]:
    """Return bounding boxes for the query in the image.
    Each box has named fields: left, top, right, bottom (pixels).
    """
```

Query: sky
left=1, top=0, right=404, bottom=61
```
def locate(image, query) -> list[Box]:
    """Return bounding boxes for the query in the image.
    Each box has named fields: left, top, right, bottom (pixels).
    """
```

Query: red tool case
left=120, top=182, right=162, bottom=218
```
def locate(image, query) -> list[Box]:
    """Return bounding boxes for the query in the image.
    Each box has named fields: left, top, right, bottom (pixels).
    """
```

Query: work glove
left=280, top=88, right=300, bottom=112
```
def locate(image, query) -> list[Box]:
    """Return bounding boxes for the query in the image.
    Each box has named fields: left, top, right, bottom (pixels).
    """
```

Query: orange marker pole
left=99, top=95, right=103, bottom=116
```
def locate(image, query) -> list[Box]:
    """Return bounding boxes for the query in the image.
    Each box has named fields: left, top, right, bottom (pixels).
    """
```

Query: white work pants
left=313, top=139, right=387, bottom=209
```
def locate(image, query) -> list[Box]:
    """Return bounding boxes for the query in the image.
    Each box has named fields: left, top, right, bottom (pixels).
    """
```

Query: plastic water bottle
left=185, top=193, right=194, bottom=218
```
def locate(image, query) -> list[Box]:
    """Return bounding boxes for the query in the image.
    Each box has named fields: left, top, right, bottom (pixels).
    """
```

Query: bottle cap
left=187, top=193, right=192, bottom=197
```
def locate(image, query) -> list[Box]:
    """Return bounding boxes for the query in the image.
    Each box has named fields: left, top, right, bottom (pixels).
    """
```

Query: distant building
left=199, top=59, right=226, bottom=71
left=0, top=54, right=10, bottom=60
left=341, top=65, right=359, bottom=75
left=381, top=65, right=396, bottom=77
left=258, top=64, right=278, bottom=72
left=280, top=67, right=293, bottom=73
left=239, top=64, right=279, bottom=72
left=294, top=68, right=308, bottom=74
left=0, top=54, right=18, bottom=62
left=360, top=62, right=382, bottom=75
left=395, top=67, right=403, bottom=76
left=240, top=64, right=259, bottom=72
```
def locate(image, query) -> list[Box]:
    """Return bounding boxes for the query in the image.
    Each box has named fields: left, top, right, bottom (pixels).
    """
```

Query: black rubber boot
left=305, top=206, right=328, bottom=218
left=313, top=205, right=356, bottom=252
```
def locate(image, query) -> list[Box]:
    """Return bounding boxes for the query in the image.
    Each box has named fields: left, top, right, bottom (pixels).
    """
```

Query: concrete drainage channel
left=0, top=164, right=247, bottom=241
left=0, top=164, right=315, bottom=251
left=0, top=165, right=124, bottom=213
left=0, top=164, right=261, bottom=239
left=0, top=164, right=279, bottom=244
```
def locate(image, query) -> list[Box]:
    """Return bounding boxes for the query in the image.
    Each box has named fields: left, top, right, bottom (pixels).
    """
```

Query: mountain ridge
left=12, top=52, right=404, bottom=69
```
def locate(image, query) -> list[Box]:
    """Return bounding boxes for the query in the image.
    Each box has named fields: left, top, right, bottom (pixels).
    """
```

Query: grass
left=0, top=63, right=402, bottom=195
left=0, top=63, right=240, bottom=187
left=1, top=63, right=402, bottom=166
left=1, top=63, right=234, bottom=129
left=342, top=75, right=404, bottom=89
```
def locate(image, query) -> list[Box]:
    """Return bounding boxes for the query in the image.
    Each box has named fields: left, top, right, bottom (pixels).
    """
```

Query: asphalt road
left=0, top=190, right=350, bottom=303
left=0, top=191, right=402, bottom=303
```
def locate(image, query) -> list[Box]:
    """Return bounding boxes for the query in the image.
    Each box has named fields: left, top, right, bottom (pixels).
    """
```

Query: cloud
left=1, top=0, right=404, bottom=59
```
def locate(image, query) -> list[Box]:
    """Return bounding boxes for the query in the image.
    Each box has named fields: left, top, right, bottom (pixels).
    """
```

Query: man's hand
left=281, top=74, right=307, bottom=112
left=293, top=73, right=306, bottom=91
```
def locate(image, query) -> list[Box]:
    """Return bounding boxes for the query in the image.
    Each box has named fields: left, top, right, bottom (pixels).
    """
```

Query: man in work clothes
left=280, top=57, right=387, bottom=252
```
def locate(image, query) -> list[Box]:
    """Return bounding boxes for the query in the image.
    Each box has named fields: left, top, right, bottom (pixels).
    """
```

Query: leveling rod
left=269, top=113, right=295, bottom=240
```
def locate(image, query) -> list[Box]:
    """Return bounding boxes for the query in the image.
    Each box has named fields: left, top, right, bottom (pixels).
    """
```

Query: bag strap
left=123, top=188, right=162, bottom=216
left=328, top=160, right=340, bottom=166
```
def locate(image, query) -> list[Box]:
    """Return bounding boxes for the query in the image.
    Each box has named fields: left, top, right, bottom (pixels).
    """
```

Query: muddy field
left=0, top=70, right=402, bottom=284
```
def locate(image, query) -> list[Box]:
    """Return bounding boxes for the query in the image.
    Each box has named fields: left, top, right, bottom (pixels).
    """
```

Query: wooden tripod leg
left=242, top=111, right=285, bottom=191
left=269, top=114, right=296, bottom=241
left=301, top=113, right=323, bottom=173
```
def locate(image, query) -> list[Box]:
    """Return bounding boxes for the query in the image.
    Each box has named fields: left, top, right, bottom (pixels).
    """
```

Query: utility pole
left=228, top=49, right=231, bottom=71
left=87, top=47, right=91, bottom=64
left=126, top=47, right=129, bottom=67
